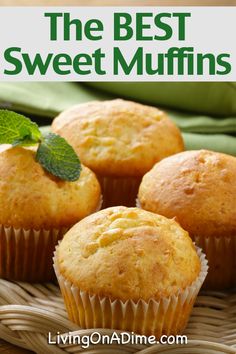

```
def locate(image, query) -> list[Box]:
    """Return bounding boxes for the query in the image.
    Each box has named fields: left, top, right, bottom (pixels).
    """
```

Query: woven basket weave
left=0, top=279, right=235, bottom=353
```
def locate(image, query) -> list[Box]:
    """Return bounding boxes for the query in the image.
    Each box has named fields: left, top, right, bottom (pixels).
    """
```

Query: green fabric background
left=87, top=82, right=236, bottom=117
left=0, top=82, right=236, bottom=156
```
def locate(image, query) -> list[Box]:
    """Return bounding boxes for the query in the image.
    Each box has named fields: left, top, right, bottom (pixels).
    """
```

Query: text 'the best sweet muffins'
left=0, top=146, right=101, bottom=282
left=54, top=206, right=208, bottom=338
left=138, top=149, right=236, bottom=289
left=52, top=99, right=184, bottom=207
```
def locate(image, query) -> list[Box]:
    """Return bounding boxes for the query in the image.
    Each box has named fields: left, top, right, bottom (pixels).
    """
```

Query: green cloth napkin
left=1, top=82, right=236, bottom=134
left=183, top=133, right=236, bottom=157
left=87, top=82, right=236, bottom=117
left=0, top=82, right=111, bottom=118
left=1, top=82, right=236, bottom=156
left=168, top=111, right=236, bottom=134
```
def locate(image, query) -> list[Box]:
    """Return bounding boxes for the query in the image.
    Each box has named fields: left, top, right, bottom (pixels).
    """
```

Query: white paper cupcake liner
left=0, top=225, right=67, bottom=282
left=54, top=246, right=208, bottom=338
left=136, top=198, right=141, bottom=208
left=192, top=234, right=236, bottom=290
left=0, top=196, right=102, bottom=282
left=98, top=176, right=142, bottom=208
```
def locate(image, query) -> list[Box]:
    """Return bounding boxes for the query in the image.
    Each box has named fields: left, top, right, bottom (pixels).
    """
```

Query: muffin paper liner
left=136, top=198, right=141, bottom=208
left=192, top=234, right=236, bottom=290
left=0, top=225, right=67, bottom=282
left=54, top=246, right=208, bottom=338
left=98, top=176, right=142, bottom=208
left=0, top=197, right=102, bottom=282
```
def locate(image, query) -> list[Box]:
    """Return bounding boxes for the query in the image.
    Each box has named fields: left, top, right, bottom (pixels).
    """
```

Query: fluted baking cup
left=193, top=234, right=236, bottom=290
left=136, top=198, right=141, bottom=208
left=0, top=225, right=67, bottom=282
left=54, top=247, right=208, bottom=338
left=98, top=176, right=142, bottom=208
left=0, top=197, right=102, bottom=283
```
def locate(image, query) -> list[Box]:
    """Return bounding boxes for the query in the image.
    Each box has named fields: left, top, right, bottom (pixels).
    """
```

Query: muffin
left=138, top=149, right=236, bottom=289
left=54, top=206, right=207, bottom=338
left=52, top=99, right=184, bottom=207
left=0, top=146, right=101, bottom=282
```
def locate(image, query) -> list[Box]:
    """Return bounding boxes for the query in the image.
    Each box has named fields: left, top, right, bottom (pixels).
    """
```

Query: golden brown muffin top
left=52, top=99, right=184, bottom=177
left=57, top=206, right=200, bottom=301
left=0, top=146, right=101, bottom=229
left=138, top=150, right=236, bottom=238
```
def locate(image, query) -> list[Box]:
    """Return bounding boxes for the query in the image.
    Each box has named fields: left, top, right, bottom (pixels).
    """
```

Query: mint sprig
left=36, top=133, right=82, bottom=182
left=0, top=110, right=41, bottom=146
left=0, top=110, right=81, bottom=182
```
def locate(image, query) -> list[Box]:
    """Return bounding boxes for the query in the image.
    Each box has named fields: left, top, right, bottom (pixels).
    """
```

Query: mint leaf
left=0, top=110, right=81, bottom=182
left=0, top=110, right=41, bottom=146
left=12, top=126, right=39, bottom=146
left=36, top=133, right=81, bottom=181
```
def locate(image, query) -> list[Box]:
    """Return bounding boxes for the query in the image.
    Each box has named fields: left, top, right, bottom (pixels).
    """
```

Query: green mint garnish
left=0, top=110, right=41, bottom=146
left=0, top=110, right=81, bottom=182
left=36, top=133, right=81, bottom=182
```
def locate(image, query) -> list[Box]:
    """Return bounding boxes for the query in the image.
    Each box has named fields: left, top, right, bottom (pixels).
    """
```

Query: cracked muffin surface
left=52, top=99, right=184, bottom=177
left=0, top=146, right=101, bottom=229
left=138, top=150, right=236, bottom=238
left=57, top=206, right=200, bottom=301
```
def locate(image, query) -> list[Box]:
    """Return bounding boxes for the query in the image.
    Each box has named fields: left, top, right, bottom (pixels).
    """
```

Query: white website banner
left=0, top=7, right=235, bottom=81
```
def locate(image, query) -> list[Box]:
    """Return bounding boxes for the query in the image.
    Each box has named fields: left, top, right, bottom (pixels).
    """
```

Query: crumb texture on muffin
left=57, top=206, right=200, bottom=302
left=138, top=149, right=236, bottom=237
left=52, top=99, right=184, bottom=176
left=0, top=147, right=101, bottom=229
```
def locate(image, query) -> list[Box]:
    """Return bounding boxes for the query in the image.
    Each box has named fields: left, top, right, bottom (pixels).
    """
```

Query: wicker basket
left=0, top=279, right=235, bottom=353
